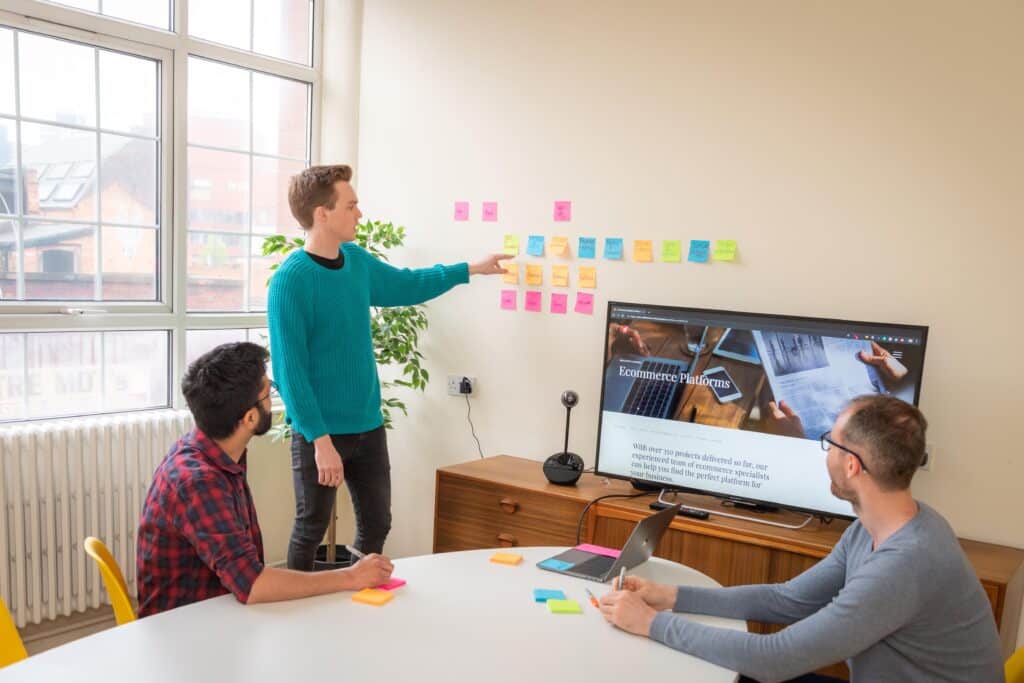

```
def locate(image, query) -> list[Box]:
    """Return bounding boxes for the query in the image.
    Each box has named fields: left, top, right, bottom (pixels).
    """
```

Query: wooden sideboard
left=434, top=455, right=1024, bottom=678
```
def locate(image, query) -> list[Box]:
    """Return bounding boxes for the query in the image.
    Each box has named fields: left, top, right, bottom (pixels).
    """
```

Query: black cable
left=464, top=393, right=484, bottom=458
left=575, top=491, right=655, bottom=545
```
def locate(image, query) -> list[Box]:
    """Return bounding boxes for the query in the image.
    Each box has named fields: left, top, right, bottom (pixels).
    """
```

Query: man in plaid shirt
left=137, top=342, right=394, bottom=617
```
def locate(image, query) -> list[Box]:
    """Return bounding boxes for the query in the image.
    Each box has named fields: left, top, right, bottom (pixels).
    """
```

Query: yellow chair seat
left=1007, top=645, right=1024, bottom=683
left=0, top=597, right=27, bottom=668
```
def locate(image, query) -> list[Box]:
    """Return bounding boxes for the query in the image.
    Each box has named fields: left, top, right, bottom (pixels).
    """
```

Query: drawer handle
left=499, top=497, right=519, bottom=514
left=497, top=533, right=518, bottom=547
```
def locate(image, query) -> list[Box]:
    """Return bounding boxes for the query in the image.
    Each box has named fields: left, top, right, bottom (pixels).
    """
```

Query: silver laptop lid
left=601, top=503, right=681, bottom=580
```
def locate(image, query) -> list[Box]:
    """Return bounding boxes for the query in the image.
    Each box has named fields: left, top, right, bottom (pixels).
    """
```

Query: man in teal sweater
left=268, top=164, right=508, bottom=569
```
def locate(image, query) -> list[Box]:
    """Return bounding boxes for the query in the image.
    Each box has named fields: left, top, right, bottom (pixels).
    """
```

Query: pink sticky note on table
left=525, top=290, right=542, bottom=312
left=550, top=293, right=568, bottom=314
left=453, top=201, right=469, bottom=221
left=482, top=201, right=498, bottom=221
left=575, top=543, right=621, bottom=559
left=376, top=577, right=407, bottom=591
left=553, top=200, right=572, bottom=222
left=500, top=289, right=517, bottom=311
left=574, top=292, right=594, bottom=315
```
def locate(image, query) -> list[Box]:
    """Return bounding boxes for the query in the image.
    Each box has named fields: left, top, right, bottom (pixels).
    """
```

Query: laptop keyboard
left=623, top=360, right=683, bottom=418
left=571, top=554, right=616, bottom=578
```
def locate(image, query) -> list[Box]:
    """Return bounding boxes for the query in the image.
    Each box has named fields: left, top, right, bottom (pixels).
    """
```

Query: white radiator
left=0, top=410, right=193, bottom=627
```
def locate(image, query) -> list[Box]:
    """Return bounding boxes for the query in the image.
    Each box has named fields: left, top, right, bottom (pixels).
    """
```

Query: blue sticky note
left=539, top=558, right=574, bottom=571
left=688, top=239, right=710, bottom=263
left=533, top=588, right=567, bottom=603
left=527, top=235, right=545, bottom=257
left=578, top=237, right=596, bottom=259
left=604, top=238, right=623, bottom=260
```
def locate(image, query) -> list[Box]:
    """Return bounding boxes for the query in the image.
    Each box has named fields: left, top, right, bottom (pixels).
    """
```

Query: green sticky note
left=503, top=234, right=520, bottom=255
left=547, top=599, right=583, bottom=614
left=661, top=240, right=682, bottom=262
left=713, top=239, right=737, bottom=261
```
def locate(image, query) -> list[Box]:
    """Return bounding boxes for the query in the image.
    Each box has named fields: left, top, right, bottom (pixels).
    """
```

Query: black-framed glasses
left=254, top=380, right=279, bottom=407
left=820, top=431, right=869, bottom=473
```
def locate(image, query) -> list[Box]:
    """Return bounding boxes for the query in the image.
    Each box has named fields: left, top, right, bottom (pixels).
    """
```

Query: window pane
left=26, top=331, right=102, bottom=418
left=253, top=156, right=304, bottom=234
left=249, top=237, right=274, bottom=310
left=0, top=219, right=17, bottom=300
left=22, top=222, right=97, bottom=300
left=253, top=0, right=312, bottom=65
left=188, top=147, right=249, bottom=233
left=101, top=134, right=157, bottom=225
left=0, top=118, right=17, bottom=214
left=102, top=330, right=168, bottom=412
left=253, top=73, right=308, bottom=158
left=19, top=33, right=96, bottom=128
left=52, top=0, right=99, bottom=11
left=101, top=226, right=156, bottom=300
left=21, top=122, right=97, bottom=221
left=189, top=0, right=251, bottom=52
left=185, top=328, right=246, bottom=368
left=187, top=232, right=245, bottom=311
left=0, top=333, right=25, bottom=421
left=0, top=30, right=14, bottom=116
left=101, top=0, right=171, bottom=30
left=99, top=51, right=158, bottom=137
left=188, top=58, right=250, bottom=151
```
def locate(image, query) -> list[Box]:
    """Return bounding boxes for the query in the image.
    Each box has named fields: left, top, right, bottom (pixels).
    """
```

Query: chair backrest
left=1008, top=645, right=1024, bottom=683
left=0, top=597, right=27, bottom=668
left=84, top=537, right=136, bottom=625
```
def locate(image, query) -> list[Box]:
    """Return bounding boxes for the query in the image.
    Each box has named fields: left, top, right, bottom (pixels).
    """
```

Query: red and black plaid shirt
left=136, top=429, right=265, bottom=618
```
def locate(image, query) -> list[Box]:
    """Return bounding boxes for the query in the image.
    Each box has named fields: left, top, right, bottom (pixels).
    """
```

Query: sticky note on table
left=533, top=589, right=567, bottom=603
left=688, top=240, right=710, bottom=263
left=553, top=200, right=572, bottom=222
left=547, top=599, right=583, bottom=614
left=491, top=551, right=523, bottom=565
left=574, top=292, right=594, bottom=315
left=377, top=577, right=406, bottom=591
left=538, top=558, right=574, bottom=571
left=578, top=237, right=596, bottom=259
left=352, top=589, right=394, bottom=606
left=524, top=290, right=542, bottom=312
left=549, top=235, right=569, bottom=257
left=713, top=239, right=737, bottom=261
left=661, top=240, right=682, bottom=262
left=633, top=240, right=653, bottom=262
left=550, top=293, right=568, bottom=314
left=526, top=264, right=544, bottom=286
left=551, top=265, right=569, bottom=287
left=482, top=201, right=498, bottom=221
left=453, top=201, right=469, bottom=221
left=500, top=289, right=517, bottom=311
left=503, top=234, right=519, bottom=255
left=578, top=266, right=596, bottom=289
left=502, top=262, right=519, bottom=284
left=604, top=238, right=623, bottom=260
left=527, top=235, right=545, bottom=257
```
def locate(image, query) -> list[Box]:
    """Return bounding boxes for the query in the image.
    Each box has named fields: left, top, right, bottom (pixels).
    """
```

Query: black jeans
left=287, top=426, right=392, bottom=570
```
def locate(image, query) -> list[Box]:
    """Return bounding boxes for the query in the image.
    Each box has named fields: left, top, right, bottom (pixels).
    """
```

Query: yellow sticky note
left=578, top=266, right=597, bottom=289
left=633, top=240, right=653, bottom=262
left=503, top=234, right=520, bottom=255
left=661, top=240, right=682, bottom=262
left=552, top=265, right=569, bottom=287
left=502, top=262, right=519, bottom=285
left=352, top=588, right=394, bottom=606
left=713, top=239, right=737, bottom=261
left=490, top=551, right=523, bottom=565
left=526, top=264, right=544, bottom=286
left=549, top=235, right=570, bottom=257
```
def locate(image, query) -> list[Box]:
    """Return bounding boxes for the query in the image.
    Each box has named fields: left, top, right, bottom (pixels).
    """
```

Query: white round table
left=1, top=548, right=743, bottom=682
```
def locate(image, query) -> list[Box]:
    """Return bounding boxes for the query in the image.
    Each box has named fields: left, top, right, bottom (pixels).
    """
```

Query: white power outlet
left=447, top=375, right=476, bottom=396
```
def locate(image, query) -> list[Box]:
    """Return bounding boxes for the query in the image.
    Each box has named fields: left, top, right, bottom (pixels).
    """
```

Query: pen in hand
left=584, top=587, right=600, bottom=609
left=344, top=544, right=365, bottom=560
left=618, top=566, right=627, bottom=591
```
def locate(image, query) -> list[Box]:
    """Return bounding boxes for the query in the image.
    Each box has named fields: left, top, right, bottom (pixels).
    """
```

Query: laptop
left=536, top=503, right=682, bottom=583
left=603, top=355, right=688, bottom=419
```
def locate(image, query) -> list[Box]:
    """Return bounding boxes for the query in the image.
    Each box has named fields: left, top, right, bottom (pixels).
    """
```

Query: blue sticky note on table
left=533, top=589, right=567, bottom=603
left=604, top=238, right=623, bottom=260
left=539, top=558, right=574, bottom=571
left=578, top=237, right=596, bottom=259
left=688, top=239, right=710, bottom=263
left=527, top=235, right=545, bottom=257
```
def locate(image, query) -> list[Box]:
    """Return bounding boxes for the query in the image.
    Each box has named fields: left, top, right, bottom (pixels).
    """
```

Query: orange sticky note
left=490, top=551, right=523, bottom=565
left=552, top=265, right=569, bottom=287
left=352, top=588, right=394, bottom=606
left=549, top=235, right=570, bottom=257
left=578, top=266, right=597, bottom=289
left=502, top=262, right=519, bottom=285
left=633, top=240, right=653, bottom=262
left=526, top=264, right=544, bottom=286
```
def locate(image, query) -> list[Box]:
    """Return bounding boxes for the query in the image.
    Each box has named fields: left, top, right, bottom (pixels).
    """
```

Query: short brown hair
left=842, top=395, right=928, bottom=491
left=287, top=164, right=353, bottom=229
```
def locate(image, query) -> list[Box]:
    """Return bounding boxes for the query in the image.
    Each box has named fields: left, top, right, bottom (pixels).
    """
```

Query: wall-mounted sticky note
left=482, top=201, right=498, bottom=222
left=491, top=551, right=523, bottom=565
left=502, top=262, right=519, bottom=285
left=550, top=293, right=568, bottom=314
left=527, top=235, right=545, bottom=257
left=553, top=200, right=572, bottom=222
left=549, top=235, right=570, bottom=257
left=661, top=240, right=682, bottom=262
left=578, top=266, right=596, bottom=289
left=533, top=589, right=567, bottom=603
left=713, top=239, right=738, bottom=261
left=604, top=238, right=623, bottom=260
left=688, top=240, right=710, bottom=263
left=552, top=265, right=569, bottom=287
left=500, top=289, right=517, bottom=311
left=574, top=292, right=594, bottom=315
left=525, top=290, right=542, bottom=312
left=578, top=237, right=596, bottom=259
left=453, top=201, right=469, bottom=221
left=377, top=577, right=407, bottom=591
left=503, top=234, right=519, bottom=255
left=547, top=599, right=583, bottom=614
left=633, top=240, right=653, bottom=262
left=526, top=264, right=544, bottom=286
left=352, top=588, right=394, bottom=606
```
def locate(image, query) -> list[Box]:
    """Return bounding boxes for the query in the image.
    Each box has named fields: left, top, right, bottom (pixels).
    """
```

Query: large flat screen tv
left=594, top=302, right=929, bottom=519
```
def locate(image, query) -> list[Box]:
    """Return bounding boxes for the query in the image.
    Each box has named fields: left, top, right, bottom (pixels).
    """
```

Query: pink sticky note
left=574, top=292, right=594, bottom=315
left=553, top=200, right=572, bottom=222
left=453, top=201, right=469, bottom=221
left=500, top=289, right=517, bottom=311
left=525, top=290, right=542, bottom=312
left=377, top=577, right=407, bottom=591
left=575, top=543, right=621, bottom=559
left=482, top=201, right=498, bottom=221
left=550, top=293, right=568, bottom=314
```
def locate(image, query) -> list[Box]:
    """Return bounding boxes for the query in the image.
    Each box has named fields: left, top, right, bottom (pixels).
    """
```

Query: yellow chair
left=0, top=597, right=27, bottom=668
left=1008, top=645, right=1024, bottom=683
left=84, top=537, right=136, bottom=625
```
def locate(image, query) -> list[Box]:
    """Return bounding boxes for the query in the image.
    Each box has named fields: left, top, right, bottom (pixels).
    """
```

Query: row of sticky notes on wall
left=454, top=201, right=573, bottom=222
left=501, top=290, right=594, bottom=315
left=502, top=236, right=737, bottom=262
left=501, top=264, right=596, bottom=288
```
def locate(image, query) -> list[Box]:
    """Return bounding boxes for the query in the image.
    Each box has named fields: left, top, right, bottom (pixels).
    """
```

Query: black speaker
left=543, top=390, right=584, bottom=486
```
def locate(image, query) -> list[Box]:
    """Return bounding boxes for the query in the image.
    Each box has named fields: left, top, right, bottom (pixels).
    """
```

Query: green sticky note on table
left=546, top=599, right=583, bottom=614
left=661, top=240, right=681, bottom=262
left=713, top=239, right=737, bottom=261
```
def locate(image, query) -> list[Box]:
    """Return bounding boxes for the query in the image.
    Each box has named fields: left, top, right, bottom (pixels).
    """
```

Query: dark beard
left=254, top=404, right=272, bottom=436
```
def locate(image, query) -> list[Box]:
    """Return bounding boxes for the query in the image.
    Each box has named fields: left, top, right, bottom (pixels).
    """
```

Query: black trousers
left=286, top=426, right=392, bottom=570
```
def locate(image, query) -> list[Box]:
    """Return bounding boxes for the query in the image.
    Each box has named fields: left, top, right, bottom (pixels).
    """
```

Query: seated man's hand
left=858, top=341, right=908, bottom=383
left=764, top=400, right=805, bottom=439
left=599, top=589, right=658, bottom=636
left=615, top=575, right=677, bottom=611
left=348, top=554, right=394, bottom=589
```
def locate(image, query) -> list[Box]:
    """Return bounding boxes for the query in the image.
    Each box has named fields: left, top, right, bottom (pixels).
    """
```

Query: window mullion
left=93, top=45, right=103, bottom=301
left=12, top=29, right=25, bottom=299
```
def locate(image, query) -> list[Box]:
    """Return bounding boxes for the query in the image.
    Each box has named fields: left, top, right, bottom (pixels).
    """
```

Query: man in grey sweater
left=599, top=395, right=1004, bottom=683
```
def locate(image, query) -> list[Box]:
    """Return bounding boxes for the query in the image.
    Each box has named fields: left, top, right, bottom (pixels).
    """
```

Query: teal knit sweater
left=267, top=243, right=469, bottom=440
